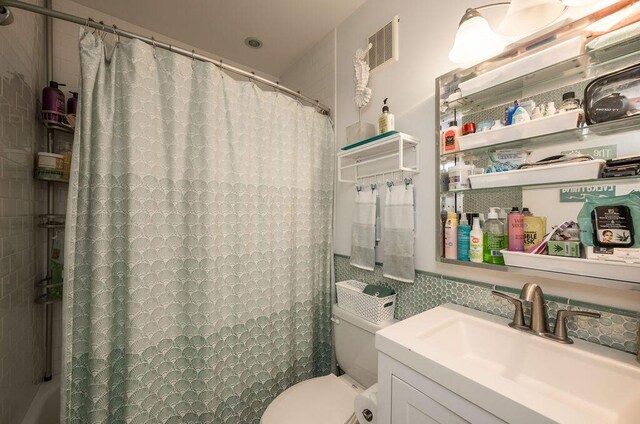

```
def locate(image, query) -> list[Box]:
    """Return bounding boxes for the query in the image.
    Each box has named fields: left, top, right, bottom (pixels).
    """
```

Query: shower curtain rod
left=0, top=0, right=331, bottom=115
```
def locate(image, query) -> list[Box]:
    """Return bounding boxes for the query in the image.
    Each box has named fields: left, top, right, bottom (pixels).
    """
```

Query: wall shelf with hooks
left=338, top=132, right=420, bottom=183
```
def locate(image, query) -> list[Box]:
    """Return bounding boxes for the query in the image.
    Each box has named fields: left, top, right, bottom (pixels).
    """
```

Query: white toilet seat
left=261, top=374, right=362, bottom=424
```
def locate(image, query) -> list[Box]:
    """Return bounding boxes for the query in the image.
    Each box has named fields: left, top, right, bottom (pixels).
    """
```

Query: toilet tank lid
left=261, top=374, right=360, bottom=424
left=333, top=304, right=397, bottom=334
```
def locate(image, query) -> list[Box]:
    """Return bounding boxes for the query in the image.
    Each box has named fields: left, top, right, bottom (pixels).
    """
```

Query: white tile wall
left=0, top=1, right=47, bottom=422
left=280, top=29, right=336, bottom=119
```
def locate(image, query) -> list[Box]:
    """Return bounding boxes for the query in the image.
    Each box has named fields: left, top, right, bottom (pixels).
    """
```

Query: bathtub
left=21, top=375, right=60, bottom=424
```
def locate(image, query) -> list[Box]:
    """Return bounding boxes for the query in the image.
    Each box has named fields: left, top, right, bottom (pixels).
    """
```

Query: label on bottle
left=444, top=129, right=457, bottom=152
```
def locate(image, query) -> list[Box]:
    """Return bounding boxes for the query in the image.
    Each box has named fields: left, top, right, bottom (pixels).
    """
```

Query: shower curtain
left=62, top=30, right=334, bottom=424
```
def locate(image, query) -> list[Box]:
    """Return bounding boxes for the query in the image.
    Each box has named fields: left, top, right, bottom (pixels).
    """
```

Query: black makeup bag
left=584, top=63, right=640, bottom=125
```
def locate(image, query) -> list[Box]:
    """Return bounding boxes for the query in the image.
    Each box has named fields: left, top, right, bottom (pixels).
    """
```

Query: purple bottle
left=42, top=81, right=66, bottom=122
left=67, top=91, right=78, bottom=115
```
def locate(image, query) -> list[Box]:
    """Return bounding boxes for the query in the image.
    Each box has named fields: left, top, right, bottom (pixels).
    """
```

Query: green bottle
left=483, top=207, right=505, bottom=265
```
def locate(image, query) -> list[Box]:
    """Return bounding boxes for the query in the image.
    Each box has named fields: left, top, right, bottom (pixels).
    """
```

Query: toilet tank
left=332, top=305, right=396, bottom=388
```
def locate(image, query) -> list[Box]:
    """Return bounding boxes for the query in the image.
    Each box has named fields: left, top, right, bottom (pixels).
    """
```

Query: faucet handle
left=491, top=291, right=527, bottom=330
left=551, top=309, right=602, bottom=344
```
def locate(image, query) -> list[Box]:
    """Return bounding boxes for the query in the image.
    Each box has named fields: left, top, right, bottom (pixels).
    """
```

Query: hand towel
left=362, top=284, right=395, bottom=298
left=383, top=184, right=415, bottom=283
left=350, top=188, right=378, bottom=271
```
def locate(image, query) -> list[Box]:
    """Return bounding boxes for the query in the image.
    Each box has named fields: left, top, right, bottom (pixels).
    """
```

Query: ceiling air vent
left=368, top=15, right=399, bottom=72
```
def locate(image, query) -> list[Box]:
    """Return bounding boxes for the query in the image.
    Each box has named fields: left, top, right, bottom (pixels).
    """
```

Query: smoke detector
left=244, top=37, right=263, bottom=49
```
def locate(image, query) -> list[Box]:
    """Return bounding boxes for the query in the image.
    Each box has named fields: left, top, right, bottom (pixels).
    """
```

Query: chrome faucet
left=519, top=283, right=549, bottom=335
left=492, top=283, right=601, bottom=344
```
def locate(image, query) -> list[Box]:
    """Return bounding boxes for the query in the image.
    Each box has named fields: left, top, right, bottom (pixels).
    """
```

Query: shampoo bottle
left=508, top=207, right=525, bottom=252
left=67, top=91, right=78, bottom=115
left=457, top=215, right=471, bottom=261
left=378, top=98, right=395, bottom=134
left=444, top=211, right=458, bottom=260
left=483, top=207, right=505, bottom=265
left=42, top=80, right=66, bottom=122
left=469, top=217, right=483, bottom=263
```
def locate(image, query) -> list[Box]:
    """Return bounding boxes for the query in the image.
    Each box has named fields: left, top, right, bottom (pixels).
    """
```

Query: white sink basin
left=376, top=304, right=640, bottom=424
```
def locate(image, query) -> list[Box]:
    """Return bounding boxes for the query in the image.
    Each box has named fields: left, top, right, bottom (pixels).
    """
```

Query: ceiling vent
left=368, top=16, right=399, bottom=72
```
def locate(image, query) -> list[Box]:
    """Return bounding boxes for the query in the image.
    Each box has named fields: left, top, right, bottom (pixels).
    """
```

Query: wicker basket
left=336, top=280, right=396, bottom=324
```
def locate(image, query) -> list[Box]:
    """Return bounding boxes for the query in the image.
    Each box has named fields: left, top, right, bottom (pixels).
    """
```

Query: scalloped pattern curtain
left=62, top=30, right=334, bottom=424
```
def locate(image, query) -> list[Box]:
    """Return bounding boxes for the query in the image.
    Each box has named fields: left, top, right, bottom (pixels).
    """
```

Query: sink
left=376, top=303, right=640, bottom=424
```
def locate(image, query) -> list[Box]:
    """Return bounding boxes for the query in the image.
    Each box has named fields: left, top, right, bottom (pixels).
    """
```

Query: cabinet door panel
left=391, top=376, right=469, bottom=424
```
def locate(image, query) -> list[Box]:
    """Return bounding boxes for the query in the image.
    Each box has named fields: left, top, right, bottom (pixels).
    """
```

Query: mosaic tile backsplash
left=335, top=255, right=639, bottom=355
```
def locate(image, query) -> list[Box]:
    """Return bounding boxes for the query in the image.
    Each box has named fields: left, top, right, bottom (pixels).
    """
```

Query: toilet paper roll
left=354, top=383, right=378, bottom=424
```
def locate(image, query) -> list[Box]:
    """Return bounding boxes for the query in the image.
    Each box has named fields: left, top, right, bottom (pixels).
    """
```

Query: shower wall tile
left=334, top=255, right=639, bottom=356
left=0, top=1, right=47, bottom=423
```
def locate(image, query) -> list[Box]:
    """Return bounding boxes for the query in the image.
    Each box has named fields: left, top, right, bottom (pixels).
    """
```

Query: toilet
left=261, top=304, right=395, bottom=424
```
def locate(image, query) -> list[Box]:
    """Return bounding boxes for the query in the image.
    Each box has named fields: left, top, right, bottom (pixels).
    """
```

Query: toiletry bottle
left=522, top=207, right=532, bottom=216
left=560, top=92, right=580, bottom=112
left=506, top=100, right=519, bottom=125
left=457, top=215, right=471, bottom=262
left=531, top=106, right=542, bottom=120
left=508, top=207, right=525, bottom=252
left=442, top=121, right=460, bottom=153
left=62, top=141, right=72, bottom=181
left=378, top=98, right=395, bottom=134
left=67, top=91, right=78, bottom=115
left=469, top=217, right=483, bottom=263
left=42, top=80, right=66, bottom=122
left=499, top=208, right=509, bottom=251
left=546, top=102, right=557, bottom=116
left=512, top=103, right=531, bottom=124
left=483, top=207, right=505, bottom=265
left=444, top=211, right=459, bottom=260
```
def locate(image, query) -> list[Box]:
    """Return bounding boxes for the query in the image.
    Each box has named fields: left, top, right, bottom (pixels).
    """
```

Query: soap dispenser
left=378, top=98, right=395, bottom=134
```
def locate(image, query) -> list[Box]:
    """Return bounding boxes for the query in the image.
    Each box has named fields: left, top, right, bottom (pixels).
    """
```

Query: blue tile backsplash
left=334, top=254, right=639, bottom=355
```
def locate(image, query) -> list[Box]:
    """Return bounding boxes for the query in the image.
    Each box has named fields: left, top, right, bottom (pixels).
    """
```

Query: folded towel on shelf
left=362, top=284, right=395, bottom=298
left=350, top=188, right=378, bottom=271
left=383, top=184, right=415, bottom=283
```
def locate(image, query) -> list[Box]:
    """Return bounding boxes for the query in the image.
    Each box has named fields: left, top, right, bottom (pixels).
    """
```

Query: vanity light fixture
left=449, top=0, right=569, bottom=64
left=448, top=4, right=508, bottom=64
left=498, top=0, right=566, bottom=36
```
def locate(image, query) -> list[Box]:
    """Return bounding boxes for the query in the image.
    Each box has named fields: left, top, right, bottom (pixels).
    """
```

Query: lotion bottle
left=378, top=98, right=395, bottom=134
left=457, top=214, right=471, bottom=261
left=508, top=207, right=525, bottom=252
left=483, top=207, right=505, bottom=265
left=444, top=211, right=458, bottom=260
left=469, top=217, right=483, bottom=263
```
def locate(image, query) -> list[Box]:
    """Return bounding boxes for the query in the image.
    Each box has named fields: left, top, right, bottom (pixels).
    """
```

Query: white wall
left=280, top=29, right=337, bottom=119
left=334, top=0, right=640, bottom=310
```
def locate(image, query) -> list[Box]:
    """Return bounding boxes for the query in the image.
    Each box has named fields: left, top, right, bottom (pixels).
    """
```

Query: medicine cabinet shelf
left=443, top=175, right=639, bottom=194
left=440, top=114, right=640, bottom=160
left=440, top=257, right=640, bottom=290
left=441, top=41, right=640, bottom=116
left=338, top=132, right=420, bottom=183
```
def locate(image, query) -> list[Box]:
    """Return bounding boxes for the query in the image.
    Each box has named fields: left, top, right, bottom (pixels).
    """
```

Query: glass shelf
left=443, top=44, right=640, bottom=115
left=34, top=175, right=69, bottom=184
left=440, top=114, right=640, bottom=159
left=443, top=175, right=640, bottom=194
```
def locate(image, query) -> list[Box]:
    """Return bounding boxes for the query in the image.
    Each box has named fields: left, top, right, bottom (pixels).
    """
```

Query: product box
left=524, top=216, right=547, bottom=251
left=548, top=241, right=582, bottom=257
left=586, top=246, right=640, bottom=263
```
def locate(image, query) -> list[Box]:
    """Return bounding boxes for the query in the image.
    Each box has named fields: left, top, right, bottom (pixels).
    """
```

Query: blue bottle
left=457, top=214, right=471, bottom=261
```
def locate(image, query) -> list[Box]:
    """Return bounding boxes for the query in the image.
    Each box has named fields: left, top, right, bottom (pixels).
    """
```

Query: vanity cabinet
left=434, top=11, right=640, bottom=290
left=378, top=354, right=506, bottom=424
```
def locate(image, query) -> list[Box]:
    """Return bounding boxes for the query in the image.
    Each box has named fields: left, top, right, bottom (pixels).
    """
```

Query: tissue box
left=346, top=121, right=376, bottom=145
left=548, top=241, right=581, bottom=257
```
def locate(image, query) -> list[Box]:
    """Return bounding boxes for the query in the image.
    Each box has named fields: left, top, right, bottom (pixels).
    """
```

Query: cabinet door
left=391, top=376, right=469, bottom=424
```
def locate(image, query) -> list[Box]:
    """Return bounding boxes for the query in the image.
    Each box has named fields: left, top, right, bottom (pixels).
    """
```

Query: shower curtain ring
left=151, top=36, right=157, bottom=59
left=84, top=17, right=94, bottom=33
left=112, top=24, right=120, bottom=46
left=98, top=21, right=107, bottom=40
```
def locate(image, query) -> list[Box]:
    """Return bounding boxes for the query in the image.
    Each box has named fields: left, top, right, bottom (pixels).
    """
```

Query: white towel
left=383, top=184, right=415, bottom=283
left=350, top=189, right=378, bottom=271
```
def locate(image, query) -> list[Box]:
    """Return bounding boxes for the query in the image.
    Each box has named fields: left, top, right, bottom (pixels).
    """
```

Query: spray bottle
left=469, top=217, right=483, bottom=263
left=444, top=211, right=458, bottom=260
